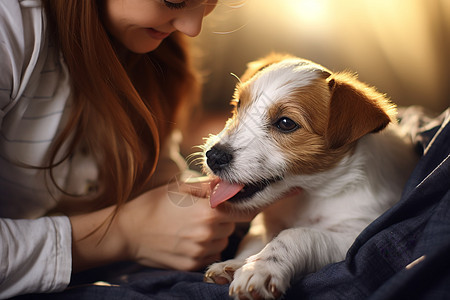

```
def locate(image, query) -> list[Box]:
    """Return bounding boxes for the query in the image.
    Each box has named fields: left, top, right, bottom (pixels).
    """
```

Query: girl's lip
left=145, top=28, right=171, bottom=40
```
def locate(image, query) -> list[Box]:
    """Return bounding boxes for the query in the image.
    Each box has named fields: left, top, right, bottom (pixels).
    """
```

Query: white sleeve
left=0, top=3, right=72, bottom=297
left=0, top=0, right=45, bottom=127
left=0, top=0, right=26, bottom=121
left=0, top=216, right=72, bottom=298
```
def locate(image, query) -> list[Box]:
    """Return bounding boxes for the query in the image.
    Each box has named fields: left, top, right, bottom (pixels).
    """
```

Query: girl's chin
left=126, top=39, right=163, bottom=54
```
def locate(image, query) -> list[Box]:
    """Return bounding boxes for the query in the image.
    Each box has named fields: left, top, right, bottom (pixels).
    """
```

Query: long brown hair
left=42, top=0, right=200, bottom=212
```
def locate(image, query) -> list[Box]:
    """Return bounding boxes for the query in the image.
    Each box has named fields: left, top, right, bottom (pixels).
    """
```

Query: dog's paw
left=229, top=255, right=289, bottom=300
left=204, top=259, right=245, bottom=285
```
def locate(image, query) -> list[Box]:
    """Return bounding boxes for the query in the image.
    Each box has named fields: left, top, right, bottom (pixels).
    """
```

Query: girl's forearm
left=69, top=205, right=130, bottom=273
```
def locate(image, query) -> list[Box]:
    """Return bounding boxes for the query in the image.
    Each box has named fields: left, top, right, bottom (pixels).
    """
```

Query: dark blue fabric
left=15, top=108, right=450, bottom=300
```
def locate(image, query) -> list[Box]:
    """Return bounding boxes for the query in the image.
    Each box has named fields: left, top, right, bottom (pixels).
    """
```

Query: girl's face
left=103, top=0, right=218, bottom=53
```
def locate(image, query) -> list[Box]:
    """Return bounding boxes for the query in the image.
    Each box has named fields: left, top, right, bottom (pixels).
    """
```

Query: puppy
left=202, top=54, right=418, bottom=300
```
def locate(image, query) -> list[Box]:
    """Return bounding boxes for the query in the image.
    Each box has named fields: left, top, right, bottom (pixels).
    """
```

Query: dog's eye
left=274, top=117, right=299, bottom=133
left=230, top=99, right=240, bottom=110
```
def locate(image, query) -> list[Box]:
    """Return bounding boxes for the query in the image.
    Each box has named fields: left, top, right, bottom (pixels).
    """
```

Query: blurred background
left=182, top=0, right=450, bottom=159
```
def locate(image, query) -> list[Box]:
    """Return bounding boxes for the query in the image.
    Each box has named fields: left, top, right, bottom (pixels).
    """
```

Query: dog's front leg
left=229, top=227, right=353, bottom=300
left=204, top=214, right=267, bottom=285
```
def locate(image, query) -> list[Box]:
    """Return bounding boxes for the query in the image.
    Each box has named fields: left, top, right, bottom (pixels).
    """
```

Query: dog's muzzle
left=206, top=144, right=286, bottom=208
left=206, top=145, right=233, bottom=173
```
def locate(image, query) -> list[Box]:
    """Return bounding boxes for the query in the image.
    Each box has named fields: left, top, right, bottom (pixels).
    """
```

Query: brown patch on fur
left=267, top=78, right=353, bottom=175
left=325, top=72, right=397, bottom=149
left=262, top=71, right=396, bottom=175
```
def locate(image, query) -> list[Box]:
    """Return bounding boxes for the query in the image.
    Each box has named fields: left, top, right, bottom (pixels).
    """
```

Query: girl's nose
left=171, top=6, right=206, bottom=37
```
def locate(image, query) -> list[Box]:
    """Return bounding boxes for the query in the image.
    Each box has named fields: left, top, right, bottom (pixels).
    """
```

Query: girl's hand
left=70, top=177, right=256, bottom=272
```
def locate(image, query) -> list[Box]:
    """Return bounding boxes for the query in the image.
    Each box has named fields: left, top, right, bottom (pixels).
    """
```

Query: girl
left=0, top=0, right=253, bottom=297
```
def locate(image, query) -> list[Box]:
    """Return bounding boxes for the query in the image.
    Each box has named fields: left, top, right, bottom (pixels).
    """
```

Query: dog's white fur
left=203, top=54, right=418, bottom=300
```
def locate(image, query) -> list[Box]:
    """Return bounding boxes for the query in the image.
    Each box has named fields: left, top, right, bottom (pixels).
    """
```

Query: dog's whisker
left=185, top=151, right=207, bottom=167
left=230, top=72, right=242, bottom=84
left=185, top=152, right=202, bottom=162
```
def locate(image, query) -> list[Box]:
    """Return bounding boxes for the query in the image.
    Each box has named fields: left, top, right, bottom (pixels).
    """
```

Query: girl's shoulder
left=0, top=0, right=53, bottom=110
left=0, top=0, right=44, bottom=36
left=0, top=0, right=47, bottom=64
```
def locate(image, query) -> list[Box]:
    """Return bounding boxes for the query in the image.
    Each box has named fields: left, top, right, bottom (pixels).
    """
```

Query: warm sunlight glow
left=195, top=0, right=449, bottom=113
left=288, top=0, right=328, bottom=24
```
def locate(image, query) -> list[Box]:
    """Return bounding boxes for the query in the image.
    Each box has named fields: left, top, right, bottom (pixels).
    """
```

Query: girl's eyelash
left=163, top=0, right=187, bottom=9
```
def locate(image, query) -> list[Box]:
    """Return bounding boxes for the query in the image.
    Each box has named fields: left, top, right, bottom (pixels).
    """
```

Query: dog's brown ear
left=325, top=73, right=396, bottom=149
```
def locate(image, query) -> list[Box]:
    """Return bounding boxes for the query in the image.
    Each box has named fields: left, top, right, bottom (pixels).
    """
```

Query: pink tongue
left=210, top=180, right=244, bottom=208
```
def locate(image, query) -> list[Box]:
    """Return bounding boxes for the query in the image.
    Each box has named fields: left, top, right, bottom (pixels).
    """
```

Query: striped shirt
left=0, top=0, right=73, bottom=296
left=0, top=0, right=73, bottom=219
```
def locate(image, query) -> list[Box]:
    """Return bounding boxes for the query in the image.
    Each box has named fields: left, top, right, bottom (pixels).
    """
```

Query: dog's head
left=203, top=53, right=397, bottom=211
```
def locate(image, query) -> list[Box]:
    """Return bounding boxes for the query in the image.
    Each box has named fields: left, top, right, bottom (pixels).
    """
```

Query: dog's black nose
left=206, top=145, right=233, bottom=173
